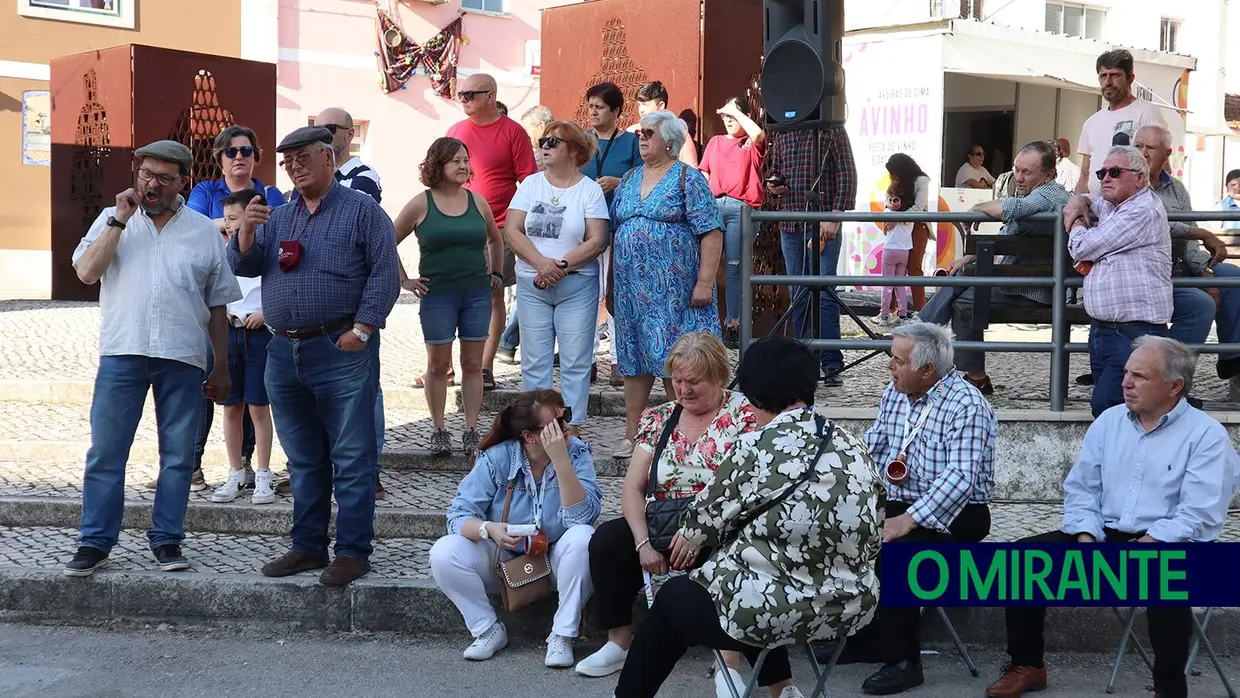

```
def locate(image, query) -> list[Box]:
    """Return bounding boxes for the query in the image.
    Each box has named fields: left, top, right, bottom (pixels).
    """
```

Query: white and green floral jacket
left=678, top=406, right=884, bottom=647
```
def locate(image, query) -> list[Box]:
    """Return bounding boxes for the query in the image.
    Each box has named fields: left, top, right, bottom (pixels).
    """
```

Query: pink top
left=446, top=115, right=539, bottom=228
left=699, top=135, right=766, bottom=209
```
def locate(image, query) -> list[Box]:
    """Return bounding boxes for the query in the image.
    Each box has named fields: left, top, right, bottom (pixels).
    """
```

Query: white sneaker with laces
left=251, top=469, right=276, bottom=505
left=462, top=621, right=507, bottom=661
left=714, top=666, right=747, bottom=698
left=574, top=640, right=627, bottom=677
left=210, top=468, right=245, bottom=503
left=544, top=632, right=574, bottom=668
left=778, top=687, right=806, bottom=698
left=612, top=438, right=635, bottom=459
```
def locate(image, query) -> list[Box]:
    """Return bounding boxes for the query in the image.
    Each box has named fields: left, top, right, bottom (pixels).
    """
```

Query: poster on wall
left=22, top=90, right=51, bottom=166
left=841, top=36, right=949, bottom=288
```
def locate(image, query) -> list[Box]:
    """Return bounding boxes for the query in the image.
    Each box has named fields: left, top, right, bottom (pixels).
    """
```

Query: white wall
left=944, top=74, right=1015, bottom=110
left=1056, top=89, right=1101, bottom=162
left=1014, top=83, right=1057, bottom=150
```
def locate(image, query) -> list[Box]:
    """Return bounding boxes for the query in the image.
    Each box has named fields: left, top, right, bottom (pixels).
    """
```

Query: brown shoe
left=375, top=476, right=386, bottom=501
left=261, top=550, right=329, bottom=578
left=985, top=664, right=1048, bottom=698
left=609, top=364, right=623, bottom=387
left=319, top=556, right=372, bottom=587
left=275, top=477, right=292, bottom=496
left=964, top=373, right=995, bottom=395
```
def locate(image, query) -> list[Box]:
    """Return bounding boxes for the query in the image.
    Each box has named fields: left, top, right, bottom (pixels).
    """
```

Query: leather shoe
left=862, top=661, right=924, bottom=695
left=984, top=664, right=1048, bottom=698
left=261, top=550, right=329, bottom=578
left=319, top=556, right=371, bottom=587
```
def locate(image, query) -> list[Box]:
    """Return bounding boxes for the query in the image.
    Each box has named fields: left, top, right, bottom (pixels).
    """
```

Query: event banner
left=882, top=543, right=1240, bottom=607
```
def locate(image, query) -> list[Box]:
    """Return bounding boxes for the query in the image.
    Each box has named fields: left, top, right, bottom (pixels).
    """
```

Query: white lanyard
left=898, top=395, right=937, bottom=456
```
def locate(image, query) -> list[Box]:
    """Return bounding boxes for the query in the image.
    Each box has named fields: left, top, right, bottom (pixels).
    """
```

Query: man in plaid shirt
left=767, top=126, right=857, bottom=384
left=848, top=322, right=996, bottom=695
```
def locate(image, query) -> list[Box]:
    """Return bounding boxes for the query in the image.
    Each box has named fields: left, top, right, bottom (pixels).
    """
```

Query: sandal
left=482, top=368, right=496, bottom=391
left=412, top=371, right=455, bottom=389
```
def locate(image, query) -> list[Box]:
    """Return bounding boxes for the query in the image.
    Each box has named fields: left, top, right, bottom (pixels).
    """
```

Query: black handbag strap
left=645, top=404, right=684, bottom=499
left=720, top=413, right=834, bottom=547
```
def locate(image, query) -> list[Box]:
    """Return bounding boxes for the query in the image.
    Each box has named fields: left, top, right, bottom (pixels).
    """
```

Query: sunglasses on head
left=223, top=146, right=255, bottom=159
left=538, top=136, right=563, bottom=149
left=457, top=90, right=491, bottom=103
left=1095, top=167, right=1138, bottom=180
left=638, top=128, right=656, bottom=140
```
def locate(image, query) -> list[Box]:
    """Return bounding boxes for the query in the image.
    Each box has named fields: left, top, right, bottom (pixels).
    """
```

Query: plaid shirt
left=1153, top=173, right=1211, bottom=274
left=863, top=371, right=997, bottom=533
left=996, top=181, right=1070, bottom=304
left=770, top=127, right=858, bottom=234
left=1069, top=187, right=1172, bottom=324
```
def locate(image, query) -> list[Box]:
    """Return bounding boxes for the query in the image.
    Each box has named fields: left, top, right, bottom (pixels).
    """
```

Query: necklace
left=549, top=185, right=566, bottom=206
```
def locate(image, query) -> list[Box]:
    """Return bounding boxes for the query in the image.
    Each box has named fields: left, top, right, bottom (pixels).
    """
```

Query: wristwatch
left=351, top=327, right=371, bottom=343
left=478, top=521, right=491, bottom=540
left=106, top=216, right=126, bottom=230
left=556, top=259, right=569, bottom=270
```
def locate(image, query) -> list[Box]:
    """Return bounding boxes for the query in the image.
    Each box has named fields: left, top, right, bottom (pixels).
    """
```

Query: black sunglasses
left=637, top=128, right=656, bottom=140
left=970, top=151, right=984, bottom=157
left=319, top=124, right=344, bottom=134
left=223, top=146, right=255, bottom=159
left=1095, top=167, right=1139, bottom=180
left=538, top=136, right=564, bottom=149
left=457, top=90, right=491, bottom=103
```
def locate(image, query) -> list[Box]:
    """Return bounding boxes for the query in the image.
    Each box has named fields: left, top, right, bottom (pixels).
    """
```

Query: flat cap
left=276, top=126, right=334, bottom=153
left=133, top=140, right=192, bottom=172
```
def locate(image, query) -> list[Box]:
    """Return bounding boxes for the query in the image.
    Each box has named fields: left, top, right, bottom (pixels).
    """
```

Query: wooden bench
left=956, top=235, right=1087, bottom=332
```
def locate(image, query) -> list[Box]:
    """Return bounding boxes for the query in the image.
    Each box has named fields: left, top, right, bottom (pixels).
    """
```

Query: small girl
left=879, top=179, right=915, bottom=326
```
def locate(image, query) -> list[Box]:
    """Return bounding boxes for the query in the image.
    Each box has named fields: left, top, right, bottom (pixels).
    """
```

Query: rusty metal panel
left=701, top=0, right=764, bottom=143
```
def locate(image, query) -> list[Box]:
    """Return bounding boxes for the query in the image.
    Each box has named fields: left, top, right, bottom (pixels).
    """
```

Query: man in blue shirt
left=987, top=336, right=1238, bottom=698
left=230, top=126, right=399, bottom=587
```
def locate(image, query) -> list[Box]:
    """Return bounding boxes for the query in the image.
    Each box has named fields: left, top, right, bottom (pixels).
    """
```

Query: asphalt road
left=0, top=622, right=1235, bottom=697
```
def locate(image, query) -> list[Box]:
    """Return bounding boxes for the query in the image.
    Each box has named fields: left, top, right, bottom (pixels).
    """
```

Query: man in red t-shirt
left=444, top=73, right=538, bottom=387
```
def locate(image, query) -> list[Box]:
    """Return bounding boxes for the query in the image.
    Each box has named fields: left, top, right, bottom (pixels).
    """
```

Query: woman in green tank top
left=394, top=137, right=504, bottom=458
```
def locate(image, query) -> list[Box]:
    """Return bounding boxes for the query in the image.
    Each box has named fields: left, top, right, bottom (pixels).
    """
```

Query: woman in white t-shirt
left=955, top=145, right=994, bottom=189
left=507, top=121, right=610, bottom=434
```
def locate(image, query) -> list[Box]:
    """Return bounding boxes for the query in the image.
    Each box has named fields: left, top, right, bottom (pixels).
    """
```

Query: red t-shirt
left=445, top=116, right=539, bottom=227
left=699, top=135, right=766, bottom=209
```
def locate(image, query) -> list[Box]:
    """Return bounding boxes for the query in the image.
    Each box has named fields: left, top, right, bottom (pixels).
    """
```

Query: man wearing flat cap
left=230, top=125, right=399, bottom=586
left=65, top=140, right=241, bottom=577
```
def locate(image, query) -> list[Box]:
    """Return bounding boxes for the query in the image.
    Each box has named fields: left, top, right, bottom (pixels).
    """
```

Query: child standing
left=211, top=189, right=276, bottom=504
left=879, top=181, right=915, bottom=325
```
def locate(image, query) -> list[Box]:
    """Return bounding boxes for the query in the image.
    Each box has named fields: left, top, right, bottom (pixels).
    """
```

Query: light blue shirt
left=1062, top=399, right=1238, bottom=542
left=1218, top=195, right=1240, bottom=232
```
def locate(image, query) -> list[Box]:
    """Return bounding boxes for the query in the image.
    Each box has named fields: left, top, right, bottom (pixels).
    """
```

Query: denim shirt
left=445, top=437, right=602, bottom=544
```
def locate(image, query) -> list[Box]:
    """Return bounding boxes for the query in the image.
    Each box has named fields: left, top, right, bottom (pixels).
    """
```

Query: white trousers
left=429, top=524, right=595, bottom=639
left=594, top=249, right=618, bottom=363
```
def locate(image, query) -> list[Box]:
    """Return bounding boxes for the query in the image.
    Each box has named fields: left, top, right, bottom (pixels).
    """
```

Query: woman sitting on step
left=430, top=389, right=601, bottom=668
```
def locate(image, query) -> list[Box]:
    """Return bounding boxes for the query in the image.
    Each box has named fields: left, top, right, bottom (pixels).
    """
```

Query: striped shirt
left=336, top=157, right=382, bottom=204
left=229, top=181, right=400, bottom=332
left=863, top=371, right=997, bottom=533
left=1069, top=187, right=1172, bottom=324
left=72, top=201, right=242, bottom=371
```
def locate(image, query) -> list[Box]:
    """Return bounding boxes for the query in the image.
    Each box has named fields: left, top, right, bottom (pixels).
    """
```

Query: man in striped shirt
left=64, top=140, right=241, bottom=577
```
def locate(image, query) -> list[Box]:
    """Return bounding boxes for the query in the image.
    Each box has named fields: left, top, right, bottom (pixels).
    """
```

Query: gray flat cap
left=276, top=126, right=333, bottom=153
left=134, top=140, right=192, bottom=172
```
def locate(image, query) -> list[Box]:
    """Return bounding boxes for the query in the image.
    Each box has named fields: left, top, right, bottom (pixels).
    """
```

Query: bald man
left=315, top=107, right=382, bottom=203
left=445, top=73, right=538, bottom=387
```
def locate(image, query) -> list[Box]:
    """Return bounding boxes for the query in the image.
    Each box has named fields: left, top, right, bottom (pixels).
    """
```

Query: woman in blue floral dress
left=607, top=110, right=723, bottom=458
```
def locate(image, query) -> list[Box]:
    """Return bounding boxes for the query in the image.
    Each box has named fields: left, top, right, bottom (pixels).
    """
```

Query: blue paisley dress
left=611, top=161, right=723, bottom=377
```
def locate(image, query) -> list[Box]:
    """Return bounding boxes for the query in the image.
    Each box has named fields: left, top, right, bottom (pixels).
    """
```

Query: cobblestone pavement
left=4, top=298, right=1234, bottom=410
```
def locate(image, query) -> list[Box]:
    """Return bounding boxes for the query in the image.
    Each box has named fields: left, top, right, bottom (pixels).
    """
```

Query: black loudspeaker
left=761, top=0, right=846, bottom=130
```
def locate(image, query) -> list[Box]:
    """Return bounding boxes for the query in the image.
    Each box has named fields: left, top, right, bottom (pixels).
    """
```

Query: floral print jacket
left=679, top=406, right=884, bottom=647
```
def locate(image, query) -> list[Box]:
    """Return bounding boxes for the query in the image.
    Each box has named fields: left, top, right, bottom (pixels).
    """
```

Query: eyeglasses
left=970, top=151, right=984, bottom=157
left=279, top=151, right=319, bottom=170
left=137, top=168, right=178, bottom=187
left=1095, top=167, right=1140, bottom=180
left=456, top=90, right=492, bottom=103
left=222, top=146, right=255, bottom=159
left=318, top=124, right=344, bottom=134
left=637, top=128, right=656, bottom=140
left=538, top=136, right=564, bottom=149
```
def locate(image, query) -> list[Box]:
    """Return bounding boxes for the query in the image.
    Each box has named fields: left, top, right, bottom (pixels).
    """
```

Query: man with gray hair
left=1064, top=144, right=1173, bottom=417
left=519, top=105, right=555, bottom=171
left=841, top=322, right=997, bottom=694
left=987, top=335, right=1238, bottom=698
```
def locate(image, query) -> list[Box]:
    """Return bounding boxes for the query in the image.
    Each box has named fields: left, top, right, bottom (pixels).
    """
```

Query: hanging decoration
left=375, top=7, right=466, bottom=98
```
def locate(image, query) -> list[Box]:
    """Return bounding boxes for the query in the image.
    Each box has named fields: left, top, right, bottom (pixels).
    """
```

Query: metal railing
left=739, top=207, right=1240, bottom=411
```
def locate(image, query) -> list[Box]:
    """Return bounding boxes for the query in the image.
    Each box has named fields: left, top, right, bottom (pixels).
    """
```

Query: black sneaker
left=189, top=468, right=207, bottom=492
left=823, top=371, right=844, bottom=387
left=722, top=323, right=740, bottom=350
left=152, top=545, right=190, bottom=571
left=497, top=346, right=518, bottom=365
left=243, top=459, right=255, bottom=490
left=63, top=547, right=108, bottom=577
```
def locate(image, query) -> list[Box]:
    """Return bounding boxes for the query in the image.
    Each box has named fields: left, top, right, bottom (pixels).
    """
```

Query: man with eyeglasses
left=64, top=140, right=241, bottom=577
left=1062, top=145, right=1173, bottom=417
left=230, top=126, right=400, bottom=587
left=446, top=73, right=539, bottom=390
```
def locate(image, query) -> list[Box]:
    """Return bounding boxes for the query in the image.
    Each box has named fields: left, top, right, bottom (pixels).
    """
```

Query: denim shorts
left=222, top=325, right=272, bottom=406
left=420, top=285, right=493, bottom=344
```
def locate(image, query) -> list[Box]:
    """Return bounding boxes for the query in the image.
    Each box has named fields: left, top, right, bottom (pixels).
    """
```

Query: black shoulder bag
left=644, top=404, right=690, bottom=553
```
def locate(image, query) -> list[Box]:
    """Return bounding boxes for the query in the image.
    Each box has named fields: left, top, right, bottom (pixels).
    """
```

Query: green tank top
left=416, top=190, right=490, bottom=293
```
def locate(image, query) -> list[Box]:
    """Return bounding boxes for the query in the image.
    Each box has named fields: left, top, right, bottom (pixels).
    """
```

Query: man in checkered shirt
left=845, top=322, right=996, bottom=695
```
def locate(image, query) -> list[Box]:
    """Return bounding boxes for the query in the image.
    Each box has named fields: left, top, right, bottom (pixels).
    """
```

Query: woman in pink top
left=698, top=98, right=766, bottom=347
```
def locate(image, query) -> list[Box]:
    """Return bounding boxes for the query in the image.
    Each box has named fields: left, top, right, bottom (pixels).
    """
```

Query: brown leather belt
left=278, top=317, right=353, bottom=340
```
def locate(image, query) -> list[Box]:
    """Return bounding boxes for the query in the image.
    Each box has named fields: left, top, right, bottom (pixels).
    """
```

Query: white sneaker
left=251, top=469, right=275, bottom=505
left=544, top=632, right=574, bottom=668
left=574, top=640, right=627, bottom=677
left=714, top=666, right=746, bottom=698
left=612, top=438, right=635, bottom=459
left=778, top=687, right=806, bottom=698
left=210, top=469, right=245, bottom=503
left=462, top=621, right=507, bottom=661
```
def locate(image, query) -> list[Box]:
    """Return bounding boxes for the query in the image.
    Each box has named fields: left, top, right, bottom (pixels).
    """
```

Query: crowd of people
left=57, top=45, right=1240, bottom=698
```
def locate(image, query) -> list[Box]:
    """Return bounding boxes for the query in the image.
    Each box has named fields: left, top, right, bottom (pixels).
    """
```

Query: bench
left=957, top=234, right=1087, bottom=333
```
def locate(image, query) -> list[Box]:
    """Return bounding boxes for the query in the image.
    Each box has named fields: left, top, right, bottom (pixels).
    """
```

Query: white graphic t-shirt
left=1077, top=99, right=1168, bottom=194
left=508, top=173, right=609, bottom=278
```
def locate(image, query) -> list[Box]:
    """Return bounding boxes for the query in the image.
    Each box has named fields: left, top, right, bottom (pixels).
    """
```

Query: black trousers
left=614, top=574, right=793, bottom=697
left=588, top=517, right=649, bottom=630
left=1005, top=529, right=1193, bottom=698
left=852, top=501, right=992, bottom=663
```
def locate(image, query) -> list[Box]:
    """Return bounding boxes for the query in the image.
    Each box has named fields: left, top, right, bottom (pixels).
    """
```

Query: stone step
left=3, top=524, right=1238, bottom=658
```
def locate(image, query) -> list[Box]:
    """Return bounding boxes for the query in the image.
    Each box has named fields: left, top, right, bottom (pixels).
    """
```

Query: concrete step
left=3, top=524, right=1238, bottom=658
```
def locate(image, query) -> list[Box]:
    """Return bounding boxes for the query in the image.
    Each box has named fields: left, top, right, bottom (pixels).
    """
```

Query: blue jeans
left=516, top=273, right=599, bottom=426
left=265, top=330, right=380, bottom=560
left=1089, top=322, right=1167, bottom=417
left=717, top=196, right=748, bottom=324
left=500, top=304, right=520, bottom=352
left=1169, top=287, right=1216, bottom=345
left=779, top=229, right=844, bottom=371
left=1213, top=263, right=1240, bottom=363
left=195, top=339, right=253, bottom=466
left=920, top=276, right=1041, bottom=375
left=80, top=355, right=204, bottom=553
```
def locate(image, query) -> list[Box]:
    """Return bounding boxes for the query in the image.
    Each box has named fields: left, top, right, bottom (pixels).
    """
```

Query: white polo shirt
left=73, top=201, right=242, bottom=371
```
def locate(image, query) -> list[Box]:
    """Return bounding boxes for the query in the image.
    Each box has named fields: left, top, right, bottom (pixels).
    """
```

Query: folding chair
left=1106, top=607, right=1237, bottom=698
left=925, top=607, right=981, bottom=677
left=712, top=647, right=774, bottom=698
left=803, top=637, right=847, bottom=698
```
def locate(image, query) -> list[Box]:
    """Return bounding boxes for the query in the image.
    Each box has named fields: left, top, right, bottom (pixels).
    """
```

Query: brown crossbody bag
left=492, top=479, right=553, bottom=612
